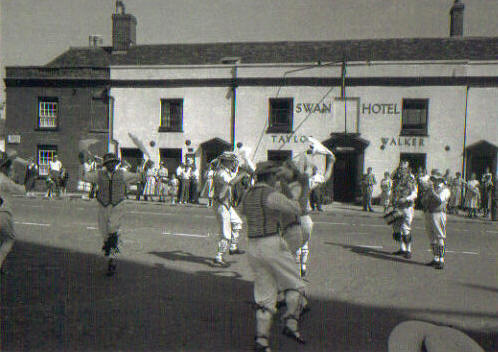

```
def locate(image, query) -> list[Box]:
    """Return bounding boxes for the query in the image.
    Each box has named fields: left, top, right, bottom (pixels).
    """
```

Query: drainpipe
left=462, top=85, right=469, bottom=179
left=108, top=94, right=119, bottom=153
left=230, top=65, right=237, bottom=150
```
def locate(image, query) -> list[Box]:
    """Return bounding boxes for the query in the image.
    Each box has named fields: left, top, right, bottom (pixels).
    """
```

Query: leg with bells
left=433, top=212, right=447, bottom=270
left=298, top=215, right=313, bottom=277
left=400, top=207, right=414, bottom=258
left=98, top=203, right=125, bottom=276
left=392, top=215, right=404, bottom=255
left=247, top=241, right=279, bottom=352
left=228, top=207, right=244, bottom=255
left=213, top=203, right=231, bottom=266
left=424, top=212, right=438, bottom=266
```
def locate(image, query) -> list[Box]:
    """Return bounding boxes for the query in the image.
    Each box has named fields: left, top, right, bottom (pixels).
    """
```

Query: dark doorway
left=322, top=133, right=370, bottom=203
left=160, top=148, right=182, bottom=175
left=400, top=153, right=427, bottom=174
left=120, top=148, right=143, bottom=172
left=267, top=150, right=292, bottom=165
left=333, top=151, right=358, bottom=202
left=465, top=140, right=498, bottom=181
left=200, top=138, right=231, bottom=180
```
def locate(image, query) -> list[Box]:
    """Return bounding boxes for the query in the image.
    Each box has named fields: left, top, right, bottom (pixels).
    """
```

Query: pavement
left=2, top=195, right=497, bottom=351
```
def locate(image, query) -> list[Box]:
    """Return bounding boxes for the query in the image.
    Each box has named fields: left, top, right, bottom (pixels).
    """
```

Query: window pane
left=38, top=98, right=58, bottom=128
left=402, top=99, right=428, bottom=134
left=269, top=98, right=293, bottom=131
left=160, top=99, right=183, bottom=131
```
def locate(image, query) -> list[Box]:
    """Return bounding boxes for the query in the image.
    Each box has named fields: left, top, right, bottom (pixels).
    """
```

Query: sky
left=1, top=0, right=498, bottom=102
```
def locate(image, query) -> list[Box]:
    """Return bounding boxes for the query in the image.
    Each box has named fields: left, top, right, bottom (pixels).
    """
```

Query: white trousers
left=214, top=201, right=242, bottom=253
left=97, top=202, right=126, bottom=239
left=393, top=207, right=414, bottom=236
left=248, top=235, right=305, bottom=311
left=424, top=212, right=447, bottom=245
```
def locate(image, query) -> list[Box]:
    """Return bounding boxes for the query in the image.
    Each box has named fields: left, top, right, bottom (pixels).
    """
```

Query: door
left=400, top=153, right=427, bottom=174
left=160, top=148, right=182, bottom=176
left=333, top=151, right=358, bottom=202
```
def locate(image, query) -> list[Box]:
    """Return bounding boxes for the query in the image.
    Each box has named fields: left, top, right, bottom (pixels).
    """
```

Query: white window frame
left=38, top=99, right=58, bottom=129
left=38, top=146, right=57, bottom=176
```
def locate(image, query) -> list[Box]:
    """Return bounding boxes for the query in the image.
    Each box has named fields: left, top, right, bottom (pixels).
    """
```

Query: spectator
left=180, top=164, right=191, bottom=204
left=157, top=162, right=169, bottom=203
left=464, top=173, right=480, bottom=218
left=380, top=171, right=392, bottom=213
left=46, top=155, right=63, bottom=199
left=143, top=160, right=156, bottom=201
left=24, top=158, right=38, bottom=197
left=202, top=164, right=215, bottom=207
left=481, top=167, right=493, bottom=218
left=189, top=165, right=200, bottom=204
left=362, top=167, right=376, bottom=212
left=176, top=163, right=184, bottom=203
left=168, top=174, right=179, bottom=205
left=448, top=172, right=465, bottom=215
left=309, top=166, right=325, bottom=211
left=135, top=159, right=146, bottom=201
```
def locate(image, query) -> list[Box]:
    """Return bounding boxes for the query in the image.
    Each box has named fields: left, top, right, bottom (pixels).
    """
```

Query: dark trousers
left=180, top=179, right=190, bottom=203
left=190, top=180, right=199, bottom=203
left=136, top=182, right=144, bottom=201
left=310, top=187, right=323, bottom=210
left=363, top=190, right=373, bottom=211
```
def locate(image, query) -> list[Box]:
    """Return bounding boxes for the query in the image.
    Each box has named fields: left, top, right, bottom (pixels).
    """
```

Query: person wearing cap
left=241, top=160, right=308, bottom=352
left=212, top=151, right=245, bottom=267
left=390, top=160, right=418, bottom=259
left=83, top=152, right=144, bottom=276
left=421, top=170, right=451, bottom=269
left=0, top=150, right=27, bottom=270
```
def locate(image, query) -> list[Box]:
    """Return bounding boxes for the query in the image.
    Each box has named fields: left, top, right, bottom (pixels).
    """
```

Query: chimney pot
left=450, top=0, right=465, bottom=37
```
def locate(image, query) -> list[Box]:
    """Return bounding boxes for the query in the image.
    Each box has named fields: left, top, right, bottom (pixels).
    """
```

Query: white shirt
left=50, top=160, right=62, bottom=172
left=309, top=173, right=325, bottom=190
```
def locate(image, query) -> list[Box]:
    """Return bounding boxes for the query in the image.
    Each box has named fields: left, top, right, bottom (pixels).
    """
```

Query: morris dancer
left=390, top=161, right=418, bottom=259
left=420, top=170, right=451, bottom=270
left=212, top=151, right=245, bottom=267
left=0, top=151, right=27, bottom=270
left=241, top=161, right=308, bottom=352
left=83, top=152, right=145, bottom=276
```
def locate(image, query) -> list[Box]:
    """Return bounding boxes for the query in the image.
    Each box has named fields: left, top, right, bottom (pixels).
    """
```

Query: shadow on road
left=325, top=241, right=432, bottom=267
left=149, top=250, right=236, bottom=268
left=1, top=240, right=496, bottom=351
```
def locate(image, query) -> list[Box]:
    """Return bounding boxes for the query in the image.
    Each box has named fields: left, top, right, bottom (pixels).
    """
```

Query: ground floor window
left=120, top=148, right=143, bottom=172
left=37, top=145, right=57, bottom=176
left=400, top=153, right=426, bottom=174
left=160, top=148, right=182, bottom=175
left=267, top=150, right=292, bottom=164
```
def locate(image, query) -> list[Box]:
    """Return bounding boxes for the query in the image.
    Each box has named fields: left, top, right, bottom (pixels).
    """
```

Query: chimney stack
left=450, top=0, right=465, bottom=37
left=112, top=1, right=137, bottom=51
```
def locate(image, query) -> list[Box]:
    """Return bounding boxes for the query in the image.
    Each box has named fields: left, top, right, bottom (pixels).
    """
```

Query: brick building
left=4, top=1, right=498, bottom=199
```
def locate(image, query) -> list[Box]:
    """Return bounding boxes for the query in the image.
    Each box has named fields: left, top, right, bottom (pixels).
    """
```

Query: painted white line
left=14, top=221, right=50, bottom=227
left=130, top=211, right=176, bottom=216
left=314, top=221, right=351, bottom=225
left=163, top=232, right=209, bottom=238
left=356, top=245, right=383, bottom=249
left=358, top=223, right=387, bottom=228
left=486, top=230, right=498, bottom=234
left=425, top=249, right=479, bottom=255
left=87, top=227, right=97, bottom=230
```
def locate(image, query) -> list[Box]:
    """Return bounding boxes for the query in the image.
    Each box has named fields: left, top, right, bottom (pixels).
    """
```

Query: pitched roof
left=45, top=37, right=498, bottom=68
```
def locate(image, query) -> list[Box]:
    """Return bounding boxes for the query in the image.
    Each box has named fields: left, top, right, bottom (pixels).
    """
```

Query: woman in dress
left=448, top=172, right=465, bottom=214
left=143, top=160, right=156, bottom=201
left=464, top=173, right=480, bottom=218
left=380, top=171, right=392, bottom=213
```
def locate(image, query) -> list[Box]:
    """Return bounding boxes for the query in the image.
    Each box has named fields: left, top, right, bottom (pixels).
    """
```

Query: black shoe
left=282, top=326, right=306, bottom=344
left=229, top=248, right=245, bottom=255
left=404, top=251, right=412, bottom=259
left=425, top=260, right=438, bottom=267
left=212, top=257, right=230, bottom=268
left=435, top=261, right=445, bottom=270
left=392, top=250, right=406, bottom=256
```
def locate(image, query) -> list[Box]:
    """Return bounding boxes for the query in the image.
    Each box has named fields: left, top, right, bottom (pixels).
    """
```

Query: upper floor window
left=267, top=98, right=293, bottom=133
left=159, top=99, right=183, bottom=132
left=401, top=99, right=428, bottom=136
left=38, top=97, right=58, bottom=129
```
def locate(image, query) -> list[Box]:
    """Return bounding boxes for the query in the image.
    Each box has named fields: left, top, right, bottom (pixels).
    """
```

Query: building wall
left=111, top=61, right=497, bottom=197
left=5, top=86, right=109, bottom=190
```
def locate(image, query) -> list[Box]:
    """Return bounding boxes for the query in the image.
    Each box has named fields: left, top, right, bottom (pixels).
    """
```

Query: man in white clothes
left=421, top=170, right=451, bottom=270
